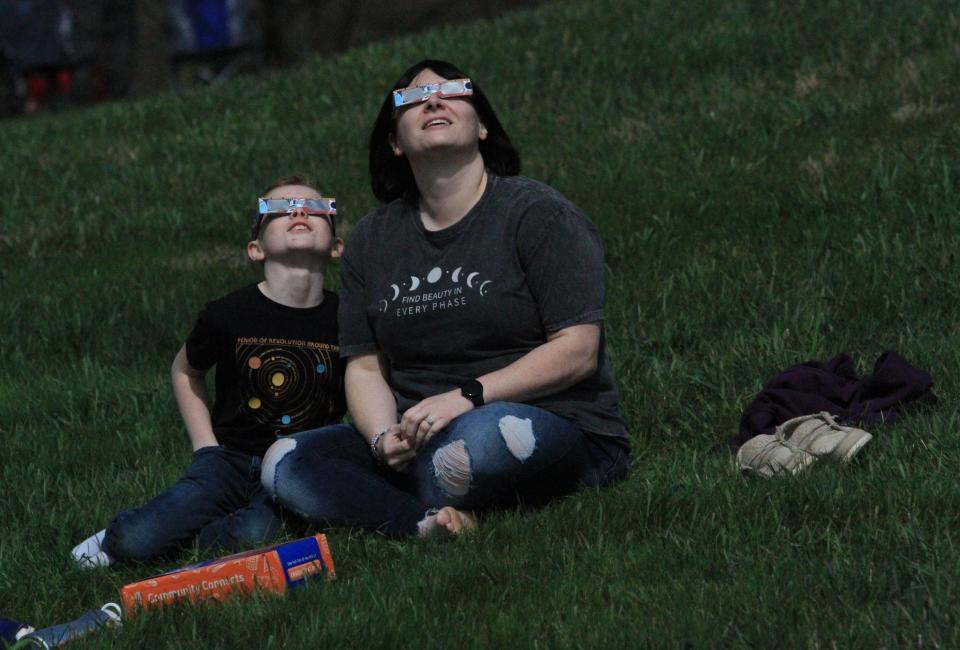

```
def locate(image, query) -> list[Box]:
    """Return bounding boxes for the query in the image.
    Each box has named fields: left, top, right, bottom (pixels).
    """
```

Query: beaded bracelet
left=370, top=430, right=387, bottom=464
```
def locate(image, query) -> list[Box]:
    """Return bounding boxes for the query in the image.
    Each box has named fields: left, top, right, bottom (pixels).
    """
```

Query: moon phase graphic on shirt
left=380, top=265, right=492, bottom=311
left=238, top=343, right=337, bottom=430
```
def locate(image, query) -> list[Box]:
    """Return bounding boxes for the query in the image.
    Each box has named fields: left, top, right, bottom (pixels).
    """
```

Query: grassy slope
left=1, top=0, right=959, bottom=646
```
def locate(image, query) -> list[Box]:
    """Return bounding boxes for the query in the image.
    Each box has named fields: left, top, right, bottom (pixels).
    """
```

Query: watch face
left=462, top=379, right=484, bottom=406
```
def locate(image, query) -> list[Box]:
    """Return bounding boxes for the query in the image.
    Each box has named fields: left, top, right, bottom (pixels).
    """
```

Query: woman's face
left=390, top=68, right=487, bottom=161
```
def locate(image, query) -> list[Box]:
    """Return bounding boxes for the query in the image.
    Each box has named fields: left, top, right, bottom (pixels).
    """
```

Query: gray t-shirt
left=339, top=174, right=629, bottom=448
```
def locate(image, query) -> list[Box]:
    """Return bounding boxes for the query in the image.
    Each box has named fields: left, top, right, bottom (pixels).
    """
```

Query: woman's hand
left=400, top=390, right=474, bottom=450
left=379, top=424, right=417, bottom=471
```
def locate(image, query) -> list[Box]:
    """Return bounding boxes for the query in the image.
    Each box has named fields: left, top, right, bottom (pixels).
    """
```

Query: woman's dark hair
left=368, top=59, right=521, bottom=204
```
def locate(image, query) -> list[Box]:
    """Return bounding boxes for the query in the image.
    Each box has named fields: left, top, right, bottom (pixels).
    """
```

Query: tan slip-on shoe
left=777, top=412, right=873, bottom=464
left=737, top=433, right=817, bottom=478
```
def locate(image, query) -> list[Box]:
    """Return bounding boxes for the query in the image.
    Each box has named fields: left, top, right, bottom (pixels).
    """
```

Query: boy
left=71, top=176, right=345, bottom=566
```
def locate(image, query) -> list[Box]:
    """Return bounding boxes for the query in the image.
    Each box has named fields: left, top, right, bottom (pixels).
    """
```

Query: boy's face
left=247, top=184, right=343, bottom=264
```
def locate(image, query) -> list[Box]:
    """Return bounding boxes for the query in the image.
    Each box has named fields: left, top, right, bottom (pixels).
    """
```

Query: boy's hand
left=379, top=425, right=416, bottom=471
left=400, top=390, right=473, bottom=450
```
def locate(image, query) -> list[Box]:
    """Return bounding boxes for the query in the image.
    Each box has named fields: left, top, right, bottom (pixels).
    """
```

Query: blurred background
left=0, top=0, right=545, bottom=117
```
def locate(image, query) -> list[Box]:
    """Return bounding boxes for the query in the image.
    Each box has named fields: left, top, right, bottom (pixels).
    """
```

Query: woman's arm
left=346, top=353, right=415, bottom=469
left=482, top=323, right=600, bottom=402
left=170, top=344, right=219, bottom=451
left=400, top=322, right=600, bottom=447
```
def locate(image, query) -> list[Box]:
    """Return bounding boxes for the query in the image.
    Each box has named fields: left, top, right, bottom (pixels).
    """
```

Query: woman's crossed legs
left=263, top=402, right=628, bottom=538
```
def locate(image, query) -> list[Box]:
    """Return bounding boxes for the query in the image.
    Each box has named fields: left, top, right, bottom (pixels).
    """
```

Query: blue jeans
left=103, top=446, right=285, bottom=562
left=263, top=402, right=629, bottom=538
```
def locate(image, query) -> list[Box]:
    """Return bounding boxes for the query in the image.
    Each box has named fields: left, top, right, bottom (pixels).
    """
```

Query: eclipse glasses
left=258, top=198, right=336, bottom=216
left=392, top=78, right=473, bottom=109
left=254, top=197, right=337, bottom=236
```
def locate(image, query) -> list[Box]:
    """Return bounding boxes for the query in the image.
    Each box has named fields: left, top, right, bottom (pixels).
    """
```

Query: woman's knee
left=419, top=436, right=515, bottom=509
left=422, top=427, right=525, bottom=504
left=261, top=437, right=298, bottom=499
left=419, top=403, right=585, bottom=506
left=429, top=437, right=474, bottom=500
left=438, top=402, right=576, bottom=469
left=261, top=424, right=362, bottom=499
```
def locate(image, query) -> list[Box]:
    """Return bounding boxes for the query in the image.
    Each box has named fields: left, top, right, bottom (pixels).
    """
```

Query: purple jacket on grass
left=714, top=350, right=936, bottom=454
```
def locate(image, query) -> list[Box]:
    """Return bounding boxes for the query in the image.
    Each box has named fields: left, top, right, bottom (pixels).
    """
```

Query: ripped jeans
left=262, top=402, right=629, bottom=538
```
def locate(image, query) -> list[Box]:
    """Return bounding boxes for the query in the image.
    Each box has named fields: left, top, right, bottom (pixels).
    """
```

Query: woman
left=261, top=59, right=630, bottom=537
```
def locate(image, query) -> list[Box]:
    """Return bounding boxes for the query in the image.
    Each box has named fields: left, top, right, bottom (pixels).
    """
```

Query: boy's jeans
left=266, top=402, right=629, bottom=537
left=103, top=446, right=284, bottom=562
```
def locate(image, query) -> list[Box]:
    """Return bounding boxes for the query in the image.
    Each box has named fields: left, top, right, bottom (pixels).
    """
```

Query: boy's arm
left=171, top=344, right=219, bottom=450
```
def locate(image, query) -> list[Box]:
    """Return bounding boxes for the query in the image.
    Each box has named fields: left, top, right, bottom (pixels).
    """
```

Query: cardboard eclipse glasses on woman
left=254, top=198, right=337, bottom=237
left=392, top=78, right=473, bottom=109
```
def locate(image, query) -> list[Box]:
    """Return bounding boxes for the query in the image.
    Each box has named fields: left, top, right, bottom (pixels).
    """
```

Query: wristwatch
left=461, top=379, right=484, bottom=407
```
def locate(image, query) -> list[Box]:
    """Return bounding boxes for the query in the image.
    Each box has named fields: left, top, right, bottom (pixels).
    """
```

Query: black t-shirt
left=339, top=175, right=629, bottom=448
left=185, top=283, right=346, bottom=456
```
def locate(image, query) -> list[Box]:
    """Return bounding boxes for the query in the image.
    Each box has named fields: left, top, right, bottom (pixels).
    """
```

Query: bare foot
left=418, top=506, right=477, bottom=537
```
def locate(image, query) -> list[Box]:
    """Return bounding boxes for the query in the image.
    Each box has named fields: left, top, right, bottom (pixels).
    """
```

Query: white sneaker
left=737, top=412, right=873, bottom=478
left=71, top=529, right=114, bottom=569
left=779, top=412, right=873, bottom=463
left=736, top=433, right=816, bottom=478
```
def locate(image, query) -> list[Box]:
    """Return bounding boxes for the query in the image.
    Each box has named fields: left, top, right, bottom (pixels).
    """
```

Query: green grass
left=2, top=0, right=959, bottom=646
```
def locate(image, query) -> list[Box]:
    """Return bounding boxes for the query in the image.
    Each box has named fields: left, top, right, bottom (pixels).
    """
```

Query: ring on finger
left=426, top=417, right=435, bottom=426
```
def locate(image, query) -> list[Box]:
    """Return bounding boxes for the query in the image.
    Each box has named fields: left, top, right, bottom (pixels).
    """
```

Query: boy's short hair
left=251, top=175, right=323, bottom=240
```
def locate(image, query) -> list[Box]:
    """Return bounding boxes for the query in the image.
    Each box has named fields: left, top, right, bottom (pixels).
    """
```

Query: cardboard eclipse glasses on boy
left=254, top=198, right=337, bottom=236
left=392, top=78, right=473, bottom=108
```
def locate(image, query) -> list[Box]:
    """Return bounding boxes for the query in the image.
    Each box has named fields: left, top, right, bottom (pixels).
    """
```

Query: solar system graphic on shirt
left=236, top=341, right=340, bottom=430
left=377, top=265, right=491, bottom=316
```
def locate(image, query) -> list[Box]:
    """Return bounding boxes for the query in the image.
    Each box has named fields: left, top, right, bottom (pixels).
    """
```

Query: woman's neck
left=411, top=153, right=487, bottom=231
